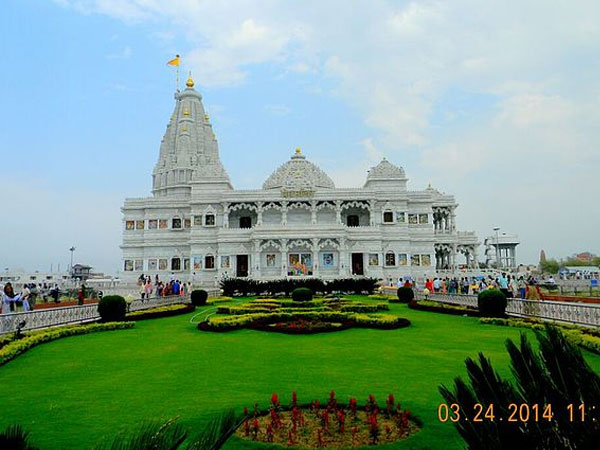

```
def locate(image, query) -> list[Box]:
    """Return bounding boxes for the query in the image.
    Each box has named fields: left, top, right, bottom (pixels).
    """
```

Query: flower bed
left=126, top=303, right=195, bottom=321
left=0, top=322, right=134, bottom=366
left=201, top=297, right=406, bottom=333
left=235, top=391, right=421, bottom=448
left=408, top=299, right=479, bottom=316
left=198, top=311, right=410, bottom=333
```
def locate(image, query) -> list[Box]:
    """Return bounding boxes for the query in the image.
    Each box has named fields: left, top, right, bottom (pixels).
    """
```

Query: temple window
left=172, top=217, right=182, bottom=229
left=205, top=255, right=215, bottom=269
left=418, top=214, right=429, bottom=224
left=205, top=214, right=216, bottom=226
left=239, top=216, right=252, bottom=229
left=383, top=211, right=394, bottom=223
left=385, top=252, right=396, bottom=266
left=171, top=257, right=181, bottom=271
left=346, top=215, right=359, bottom=227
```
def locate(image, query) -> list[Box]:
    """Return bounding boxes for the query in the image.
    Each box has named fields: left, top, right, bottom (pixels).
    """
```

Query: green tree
left=539, top=258, right=559, bottom=274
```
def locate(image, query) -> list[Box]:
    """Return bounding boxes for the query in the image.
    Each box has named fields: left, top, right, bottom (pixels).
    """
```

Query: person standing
left=517, top=276, right=526, bottom=299
left=2, top=283, right=22, bottom=313
left=77, top=287, right=84, bottom=306
left=145, top=278, right=153, bottom=300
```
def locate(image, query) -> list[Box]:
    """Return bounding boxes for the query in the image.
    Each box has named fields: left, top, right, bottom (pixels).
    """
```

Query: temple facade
left=121, top=76, right=479, bottom=286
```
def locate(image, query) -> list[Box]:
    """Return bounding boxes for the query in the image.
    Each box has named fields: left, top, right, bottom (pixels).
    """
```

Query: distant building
left=574, top=252, right=596, bottom=263
left=484, top=233, right=520, bottom=268
left=539, top=249, right=546, bottom=263
left=71, top=264, right=93, bottom=281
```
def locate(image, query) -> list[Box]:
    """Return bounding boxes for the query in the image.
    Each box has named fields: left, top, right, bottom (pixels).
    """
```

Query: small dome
left=263, top=149, right=335, bottom=190
left=366, top=158, right=406, bottom=180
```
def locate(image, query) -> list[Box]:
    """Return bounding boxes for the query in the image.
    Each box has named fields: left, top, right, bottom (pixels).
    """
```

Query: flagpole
left=176, top=63, right=180, bottom=92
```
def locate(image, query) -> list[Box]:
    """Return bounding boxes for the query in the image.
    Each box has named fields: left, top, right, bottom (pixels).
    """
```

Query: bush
left=477, top=289, right=507, bottom=318
left=292, top=287, right=313, bottom=302
left=191, top=289, right=208, bottom=306
left=97, top=295, right=127, bottom=322
left=396, top=287, right=415, bottom=303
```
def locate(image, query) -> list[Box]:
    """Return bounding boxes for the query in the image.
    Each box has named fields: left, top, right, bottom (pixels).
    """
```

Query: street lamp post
left=493, top=227, right=500, bottom=269
left=69, top=246, right=76, bottom=278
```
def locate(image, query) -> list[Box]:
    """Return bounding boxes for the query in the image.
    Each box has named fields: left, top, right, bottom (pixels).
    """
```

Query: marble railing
left=0, top=295, right=190, bottom=335
left=414, top=292, right=600, bottom=328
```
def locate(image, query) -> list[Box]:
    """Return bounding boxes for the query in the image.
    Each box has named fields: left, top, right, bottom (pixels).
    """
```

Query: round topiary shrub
left=191, top=289, right=208, bottom=306
left=396, top=287, right=415, bottom=303
left=292, top=287, right=313, bottom=302
left=477, top=289, right=507, bottom=318
left=97, top=295, right=127, bottom=322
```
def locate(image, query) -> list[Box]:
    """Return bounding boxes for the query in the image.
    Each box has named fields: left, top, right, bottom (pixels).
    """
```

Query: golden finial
left=295, top=147, right=301, bottom=154
left=204, top=113, right=210, bottom=121
left=186, top=72, right=194, bottom=88
left=183, top=109, right=190, bottom=116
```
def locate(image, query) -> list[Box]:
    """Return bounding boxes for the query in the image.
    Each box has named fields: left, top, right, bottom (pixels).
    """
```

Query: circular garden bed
left=198, top=298, right=410, bottom=333
left=236, top=391, right=421, bottom=448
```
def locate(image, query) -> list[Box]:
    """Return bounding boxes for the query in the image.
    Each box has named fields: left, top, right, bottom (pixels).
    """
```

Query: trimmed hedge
left=408, top=300, right=479, bottom=317
left=479, top=317, right=600, bottom=355
left=191, top=290, right=208, bottom=306
left=126, top=303, right=195, bottom=321
left=394, top=287, right=415, bottom=303
left=97, top=295, right=127, bottom=322
left=220, top=277, right=379, bottom=297
left=292, top=287, right=313, bottom=302
left=0, top=322, right=134, bottom=366
left=477, top=289, right=507, bottom=318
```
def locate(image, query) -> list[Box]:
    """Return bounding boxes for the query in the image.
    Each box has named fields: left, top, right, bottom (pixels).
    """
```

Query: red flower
left=271, top=392, right=279, bottom=407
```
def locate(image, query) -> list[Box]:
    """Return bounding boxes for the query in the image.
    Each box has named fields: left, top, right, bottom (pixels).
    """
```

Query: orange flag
left=167, top=55, right=180, bottom=66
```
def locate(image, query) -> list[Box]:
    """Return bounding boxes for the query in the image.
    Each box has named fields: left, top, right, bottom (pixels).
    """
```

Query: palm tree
left=440, top=325, right=600, bottom=449
left=0, top=424, right=40, bottom=450
left=99, top=410, right=239, bottom=450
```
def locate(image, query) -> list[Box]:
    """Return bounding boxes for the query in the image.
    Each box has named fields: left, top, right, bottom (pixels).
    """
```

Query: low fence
left=414, top=291, right=600, bottom=328
left=0, top=295, right=190, bottom=335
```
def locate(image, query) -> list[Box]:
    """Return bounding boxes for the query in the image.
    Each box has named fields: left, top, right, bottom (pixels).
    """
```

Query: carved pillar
left=311, top=238, right=319, bottom=277
left=256, top=202, right=264, bottom=226
left=369, top=200, right=376, bottom=226
left=310, top=201, right=317, bottom=225
left=281, top=202, right=288, bottom=226
left=334, top=201, right=342, bottom=225
left=222, top=202, right=229, bottom=228
left=339, top=237, right=347, bottom=276
left=253, top=240, right=261, bottom=278
left=281, top=238, right=288, bottom=277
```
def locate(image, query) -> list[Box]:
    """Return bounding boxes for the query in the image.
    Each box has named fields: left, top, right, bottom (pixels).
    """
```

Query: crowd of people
left=415, top=273, right=542, bottom=299
left=137, top=274, right=190, bottom=300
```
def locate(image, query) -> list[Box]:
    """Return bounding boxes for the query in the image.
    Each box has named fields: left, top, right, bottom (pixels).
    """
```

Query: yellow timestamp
left=438, top=403, right=593, bottom=423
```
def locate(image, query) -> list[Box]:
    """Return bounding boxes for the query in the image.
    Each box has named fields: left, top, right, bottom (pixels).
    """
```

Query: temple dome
left=263, top=148, right=335, bottom=191
left=364, top=158, right=407, bottom=189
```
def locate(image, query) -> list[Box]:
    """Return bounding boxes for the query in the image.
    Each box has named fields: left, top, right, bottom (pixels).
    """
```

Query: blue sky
left=1, top=0, right=599, bottom=273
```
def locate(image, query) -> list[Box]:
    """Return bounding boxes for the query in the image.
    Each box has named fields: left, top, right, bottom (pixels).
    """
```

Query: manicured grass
left=1, top=298, right=600, bottom=449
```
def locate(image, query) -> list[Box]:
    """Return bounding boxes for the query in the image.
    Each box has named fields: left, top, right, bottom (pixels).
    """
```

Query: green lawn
left=1, top=299, right=600, bottom=449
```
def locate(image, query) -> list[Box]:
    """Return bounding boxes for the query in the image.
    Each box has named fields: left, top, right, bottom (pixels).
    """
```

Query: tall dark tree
left=440, top=326, right=600, bottom=449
